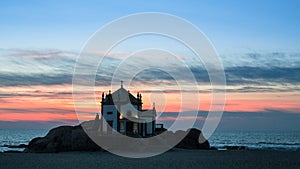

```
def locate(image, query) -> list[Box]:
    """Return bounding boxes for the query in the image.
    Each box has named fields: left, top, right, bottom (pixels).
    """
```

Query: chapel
left=99, top=82, right=157, bottom=137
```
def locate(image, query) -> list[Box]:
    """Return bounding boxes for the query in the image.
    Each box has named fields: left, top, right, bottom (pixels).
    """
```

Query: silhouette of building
left=99, top=81, right=156, bottom=137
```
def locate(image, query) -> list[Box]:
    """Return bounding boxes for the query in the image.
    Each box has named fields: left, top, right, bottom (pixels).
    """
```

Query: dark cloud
left=222, top=52, right=300, bottom=68
left=0, top=91, right=73, bottom=98
left=226, top=86, right=300, bottom=93
left=0, top=73, right=72, bottom=86
left=0, top=108, right=75, bottom=115
left=217, top=111, right=300, bottom=131
left=1, top=65, right=299, bottom=89
left=225, top=66, right=300, bottom=85
left=0, top=120, right=78, bottom=129
left=188, top=66, right=300, bottom=85
left=1, top=49, right=299, bottom=92
left=158, top=110, right=300, bottom=131
left=0, top=108, right=299, bottom=130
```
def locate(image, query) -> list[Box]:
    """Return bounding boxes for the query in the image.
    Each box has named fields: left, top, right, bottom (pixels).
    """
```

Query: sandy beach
left=1, top=149, right=299, bottom=169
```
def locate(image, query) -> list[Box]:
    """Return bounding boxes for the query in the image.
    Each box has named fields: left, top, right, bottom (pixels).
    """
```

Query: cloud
left=95, top=51, right=300, bottom=87
left=221, top=52, right=300, bottom=68
left=0, top=48, right=77, bottom=86
left=0, top=72, right=72, bottom=86
left=1, top=48, right=77, bottom=61
left=0, top=120, right=78, bottom=129
left=0, top=48, right=299, bottom=92
left=158, top=110, right=300, bottom=131
left=225, top=66, right=300, bottom=85
left=0, top=108, right=75, bottom=114
left=157, top=116, right=206, bottom=121
left=217, top=110, right=300, bottom=131
left=225, top=86, right=300, bottom=93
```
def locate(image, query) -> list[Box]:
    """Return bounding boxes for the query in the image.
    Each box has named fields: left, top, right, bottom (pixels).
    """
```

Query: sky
left=0, top=0, right=300, bottom=130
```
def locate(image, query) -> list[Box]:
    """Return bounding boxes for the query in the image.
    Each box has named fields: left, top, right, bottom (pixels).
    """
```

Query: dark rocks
left=7, top=144, right=27, bottom=148
left=25, top=124, right=210, bottom=153
left=25, top=125, right=102, bottom=153
left=3, top=150, right=23, bottom=153
left=175, top=128, right=210, bottom=150
left=225, top=146, right=246, bottom=150
left=155, top=127, right=167, bottom=134
left=209, top=147, right=218, bottom=150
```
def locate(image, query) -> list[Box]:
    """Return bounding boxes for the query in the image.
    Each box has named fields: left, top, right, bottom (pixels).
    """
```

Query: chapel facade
left=99, top=82, right=156, bottom=137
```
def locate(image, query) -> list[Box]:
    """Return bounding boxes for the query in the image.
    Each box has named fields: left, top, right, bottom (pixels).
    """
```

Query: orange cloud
left=0, top=113, right=77, bottom=122
left=0, top=84, right=299, bottom=122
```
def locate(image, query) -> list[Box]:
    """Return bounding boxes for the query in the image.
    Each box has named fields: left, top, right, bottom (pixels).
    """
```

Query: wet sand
left=1, top=149, right=299, bottom=169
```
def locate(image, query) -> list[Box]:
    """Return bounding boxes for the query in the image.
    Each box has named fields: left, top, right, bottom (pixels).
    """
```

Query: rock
left=26, top=137, right=49, bottom=152
left=210, top=147, right=218, bottom=150
left=25, top=125, right=102, bottom=153
left=70, top=126, right=102, bottom=151
left=155, top=127, right=167, bottom=134
left=225, top=146, right=246, bottom=150
left=25, top=124, right=209, bottom=153
left=3, top=150, right=23, bottom=153
left=8, top=144, right=28, bottom=148
left=175, top=128, right=210, bottom=149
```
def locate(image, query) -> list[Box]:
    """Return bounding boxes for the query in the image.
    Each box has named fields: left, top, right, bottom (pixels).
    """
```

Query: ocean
left=0, top=129, right=48, bottom=152
left=0, top=129, right=299, bottom=152
left=209, top=131, right=300, bottom=150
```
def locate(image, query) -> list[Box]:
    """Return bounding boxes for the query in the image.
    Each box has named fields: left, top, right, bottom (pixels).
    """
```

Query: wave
left=213, top=145, right=300, bottom=151
left=211, top=141, right=300, bottom=151
left=257, top=142, right=300, bottom=146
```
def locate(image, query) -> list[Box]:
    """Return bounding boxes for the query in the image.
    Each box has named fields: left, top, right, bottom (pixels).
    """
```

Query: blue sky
left=1, top=0, right=300, bottom=53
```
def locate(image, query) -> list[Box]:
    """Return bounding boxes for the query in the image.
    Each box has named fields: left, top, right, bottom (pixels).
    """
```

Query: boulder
left=3, top=150, right=23, bottom=153
left=175, top=128, right=210, bottom=149
left=25, top=124, right=210, bottom=153
left=25, top=125, right=102, bottom=153
left=8, top=144, right=28, bottom=148
left=225, top=146, right=246, bottom=150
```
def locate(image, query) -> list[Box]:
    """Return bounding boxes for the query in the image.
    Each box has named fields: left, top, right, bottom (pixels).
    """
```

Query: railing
left=155, top=124, right=164, bottom=129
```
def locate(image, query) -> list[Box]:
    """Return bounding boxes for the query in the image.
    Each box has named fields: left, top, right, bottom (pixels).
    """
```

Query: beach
left=1, top=149, right=299, bottom=169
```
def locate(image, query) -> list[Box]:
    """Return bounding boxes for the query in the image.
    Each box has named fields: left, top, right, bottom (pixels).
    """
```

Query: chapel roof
left=102, top=84, right=141, bottom=105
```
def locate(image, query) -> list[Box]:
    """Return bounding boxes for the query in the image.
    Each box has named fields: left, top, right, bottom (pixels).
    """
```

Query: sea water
left=0, top=129, right=48, bottom=152
left=209, top=130, right=300, bottom=150
left=0, top=129, right=299, bottom=152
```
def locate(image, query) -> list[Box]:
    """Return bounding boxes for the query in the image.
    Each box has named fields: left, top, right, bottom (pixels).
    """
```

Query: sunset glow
left=1, top=84, right=299, bottom=122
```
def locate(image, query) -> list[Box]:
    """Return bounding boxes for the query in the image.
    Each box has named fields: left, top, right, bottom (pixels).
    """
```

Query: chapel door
left=126, top=121, right=133, bottom=134
left=107, top=121, right=113, bottom=134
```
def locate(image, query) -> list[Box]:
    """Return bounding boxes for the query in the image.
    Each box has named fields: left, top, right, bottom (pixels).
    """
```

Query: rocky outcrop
left=225, top=146, right=246, bottom=150
left=25, top=125, right=209, bottom=153
left=25, top=125, right=102, bottom=153
left=7, top=144, right=27, bottom=148
left=175, top=128, right=210, bottom=149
